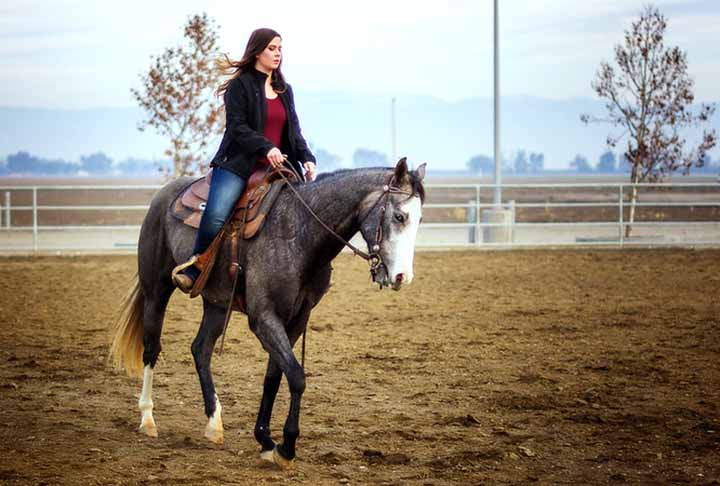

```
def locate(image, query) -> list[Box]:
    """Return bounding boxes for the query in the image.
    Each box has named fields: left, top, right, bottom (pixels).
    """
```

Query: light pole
left=391, top=97, right=397, bottom=162
left=493, top=0, right=502, bottom=206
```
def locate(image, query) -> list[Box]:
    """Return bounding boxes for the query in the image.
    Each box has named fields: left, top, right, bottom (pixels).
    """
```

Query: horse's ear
left=415, top=163, right=427, bottom=182
left=394, top=157, right=408, bottom=181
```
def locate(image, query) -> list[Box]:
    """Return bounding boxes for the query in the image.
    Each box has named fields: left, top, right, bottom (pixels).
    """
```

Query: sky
left=2, top=0, right=719, bottom=109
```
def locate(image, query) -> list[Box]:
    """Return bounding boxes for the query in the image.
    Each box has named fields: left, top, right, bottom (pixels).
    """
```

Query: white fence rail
left=0, top=182, right=718, bottom=252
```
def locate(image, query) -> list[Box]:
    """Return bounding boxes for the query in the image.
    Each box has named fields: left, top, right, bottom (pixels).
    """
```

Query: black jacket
left=210, top=68, right=316, bottom=180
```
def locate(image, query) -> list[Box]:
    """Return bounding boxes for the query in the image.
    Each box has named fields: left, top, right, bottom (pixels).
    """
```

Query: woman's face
left=255, top=36, right=282, bottom=73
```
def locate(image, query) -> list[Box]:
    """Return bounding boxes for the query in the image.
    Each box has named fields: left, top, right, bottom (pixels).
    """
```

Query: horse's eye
left=394, top=213, right=405, bottom=224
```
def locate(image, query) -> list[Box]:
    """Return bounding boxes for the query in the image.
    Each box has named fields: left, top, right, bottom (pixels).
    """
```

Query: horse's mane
left=314, top=168, right=356, bottom=181
left=314, top=167, right=425, bottom=202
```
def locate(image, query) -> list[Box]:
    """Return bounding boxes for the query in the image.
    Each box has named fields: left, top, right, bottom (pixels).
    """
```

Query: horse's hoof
left=204, top=403, right=224, bottom=444
left=272, top=447, right=294, bottom=470
left=256, top=447, right=293, bottom=470
left=256, top=449, right=275, bottom=467
left=204, top=426, right=224, bottom=445
left=139, top=418, right=158, bottom=438
left=259, top=449, right=275, bottom=462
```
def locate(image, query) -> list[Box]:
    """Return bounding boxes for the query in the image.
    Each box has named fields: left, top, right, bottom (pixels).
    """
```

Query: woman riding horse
left=110, top=24, right=427, bottom=469
left=173, top=27, right=317, bottom=293
left=111, top=158, right=425, bottom=468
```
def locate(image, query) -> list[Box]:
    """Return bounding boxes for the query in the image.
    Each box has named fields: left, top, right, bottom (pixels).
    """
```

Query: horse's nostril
left=396, top=273, right=404, bottom=283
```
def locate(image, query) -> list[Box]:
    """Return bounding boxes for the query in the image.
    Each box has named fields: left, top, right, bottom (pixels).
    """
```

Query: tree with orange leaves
left=582, top=5, right=716, bottom=237
left=132, top=13, right=224, bottom=177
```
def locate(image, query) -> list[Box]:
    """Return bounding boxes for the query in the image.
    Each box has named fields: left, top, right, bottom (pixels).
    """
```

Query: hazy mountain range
left=1, top=92, right=718, bottom=172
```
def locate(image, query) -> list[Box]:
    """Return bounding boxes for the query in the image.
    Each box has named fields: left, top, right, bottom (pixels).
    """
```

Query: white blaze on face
left=383, top=195, right=422, bottom=286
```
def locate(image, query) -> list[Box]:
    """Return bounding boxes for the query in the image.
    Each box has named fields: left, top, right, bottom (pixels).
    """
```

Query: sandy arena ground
left=0, top=250, right=719, bottom=485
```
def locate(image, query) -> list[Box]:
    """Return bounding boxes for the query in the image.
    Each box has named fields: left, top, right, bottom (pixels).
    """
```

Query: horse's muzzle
left=391, top=273, right=404, bottom=291
left=372, top=264, right=404, bottom=291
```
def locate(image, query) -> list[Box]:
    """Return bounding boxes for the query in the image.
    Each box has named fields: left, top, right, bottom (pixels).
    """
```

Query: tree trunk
left=625, top=164, right=640, bottom=238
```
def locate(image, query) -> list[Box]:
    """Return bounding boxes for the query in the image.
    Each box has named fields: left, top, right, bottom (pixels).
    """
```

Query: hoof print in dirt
left=317, top=451, right=345, bottom=465
left=362, top=449, right=411, bottom=465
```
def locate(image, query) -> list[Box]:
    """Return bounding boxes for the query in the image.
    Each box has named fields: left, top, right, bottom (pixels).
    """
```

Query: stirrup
left=171, top=255, right=198, bottom=294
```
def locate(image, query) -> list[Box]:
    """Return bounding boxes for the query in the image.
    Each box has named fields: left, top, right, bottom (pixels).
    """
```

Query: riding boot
left=172, top=256, right=200, bottom=293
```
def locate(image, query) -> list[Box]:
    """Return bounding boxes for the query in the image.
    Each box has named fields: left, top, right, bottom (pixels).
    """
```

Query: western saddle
left=170, top=166, right=300, bottom=313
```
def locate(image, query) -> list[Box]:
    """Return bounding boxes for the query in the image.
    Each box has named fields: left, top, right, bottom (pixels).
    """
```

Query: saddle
left=172, top=166, right=297, bottom=236
left=170, top=166, right=300, bottom=313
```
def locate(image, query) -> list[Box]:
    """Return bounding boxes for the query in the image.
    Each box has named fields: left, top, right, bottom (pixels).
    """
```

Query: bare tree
left=132, top=13, right=224, bottom=177
left=581, top=5, right=716, bottom=237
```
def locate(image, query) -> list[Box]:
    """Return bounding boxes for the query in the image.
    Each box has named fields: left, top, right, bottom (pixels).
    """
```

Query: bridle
left=359, top=175, right=417, bottom=283
left=271, top=160, right=415, bottom=280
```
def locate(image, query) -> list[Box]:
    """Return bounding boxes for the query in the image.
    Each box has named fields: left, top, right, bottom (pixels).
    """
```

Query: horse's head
left=360, top=158, right=426, bottom=291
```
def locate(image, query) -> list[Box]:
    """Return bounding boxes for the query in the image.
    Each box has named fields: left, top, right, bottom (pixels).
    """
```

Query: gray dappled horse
left=110, top=158, right=426, bottom=468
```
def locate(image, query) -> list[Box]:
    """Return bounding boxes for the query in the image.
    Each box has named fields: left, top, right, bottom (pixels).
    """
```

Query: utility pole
left=493, top=0, right=502, bottom=206
left=391, top=97, right=397, bottom=162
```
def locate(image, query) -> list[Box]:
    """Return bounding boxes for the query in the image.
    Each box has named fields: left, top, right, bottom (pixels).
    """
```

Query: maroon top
left=256, top=96, right=287, bottom=168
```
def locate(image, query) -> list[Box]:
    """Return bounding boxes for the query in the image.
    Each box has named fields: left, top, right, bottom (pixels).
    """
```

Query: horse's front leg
left=255, top=357, right=282, bottom=458
left=255, top=313, right=309, bottom=458
left=251, top=309, right=308, bottom=468
left=191, top=298, right=227, bottom=444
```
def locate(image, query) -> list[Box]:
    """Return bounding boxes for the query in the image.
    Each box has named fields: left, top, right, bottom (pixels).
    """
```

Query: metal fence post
left=467, top=199, right=476, bottom=243
left=508, top=199, right=515, bottom=247
left=4, top=191, right=9, bottom=228
left=475, top=185, right=481, bottom=246
left=32, top=188, right=38, bottom=251
left=618, top=185, right=624, bottom=247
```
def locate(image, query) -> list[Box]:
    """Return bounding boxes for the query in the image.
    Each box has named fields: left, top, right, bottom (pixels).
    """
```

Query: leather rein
left=272, top=160, right=414, bottom=279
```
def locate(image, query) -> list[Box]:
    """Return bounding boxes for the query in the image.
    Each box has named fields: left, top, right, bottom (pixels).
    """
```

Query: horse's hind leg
left=191, top=298, right=228, bottom=444
left=137, top=273, right=174, bottom=438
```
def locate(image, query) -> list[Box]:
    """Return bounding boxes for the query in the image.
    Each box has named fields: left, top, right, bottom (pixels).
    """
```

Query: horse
left=109, top=158, right=426, bottom=468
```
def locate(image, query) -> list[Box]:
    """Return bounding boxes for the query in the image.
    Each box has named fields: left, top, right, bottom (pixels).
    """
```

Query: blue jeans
left=186, top=167, right=247, bottom=279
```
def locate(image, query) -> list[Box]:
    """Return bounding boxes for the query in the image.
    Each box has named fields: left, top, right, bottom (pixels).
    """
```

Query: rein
left=273, top=163, right=373, bottom=261
left=273, top=158, right=413, bottom=272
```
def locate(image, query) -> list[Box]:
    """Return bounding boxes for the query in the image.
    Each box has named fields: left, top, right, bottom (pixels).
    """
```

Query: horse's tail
left=109, top=275, right=145, bottom=378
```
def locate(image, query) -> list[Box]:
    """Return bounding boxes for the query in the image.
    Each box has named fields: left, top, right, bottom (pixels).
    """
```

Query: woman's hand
left=266, top=147, right=284, bottom=168
left=303, top=162, right=317, bottom=181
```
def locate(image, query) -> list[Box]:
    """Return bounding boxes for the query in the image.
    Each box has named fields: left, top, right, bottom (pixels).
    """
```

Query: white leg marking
left=204, top=394, right=224, bottom=444
left=138, top=364, right=158, bottom=438
left=259, top=449, right=275, bottom=464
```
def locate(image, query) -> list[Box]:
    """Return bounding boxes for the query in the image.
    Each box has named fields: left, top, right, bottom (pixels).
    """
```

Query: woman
left=173, top=28, right=317, bottom=293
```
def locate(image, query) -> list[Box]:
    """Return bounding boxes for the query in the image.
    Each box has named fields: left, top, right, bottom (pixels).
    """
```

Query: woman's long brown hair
left=215, top=28, right=287, bottom=98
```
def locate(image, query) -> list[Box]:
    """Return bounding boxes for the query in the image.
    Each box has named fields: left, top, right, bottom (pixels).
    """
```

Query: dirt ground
left=0, top=250, right=719, bottom=485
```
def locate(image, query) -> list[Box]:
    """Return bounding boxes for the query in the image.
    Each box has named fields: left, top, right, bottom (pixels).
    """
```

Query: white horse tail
left=109, top=276, right=145, bottom=378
